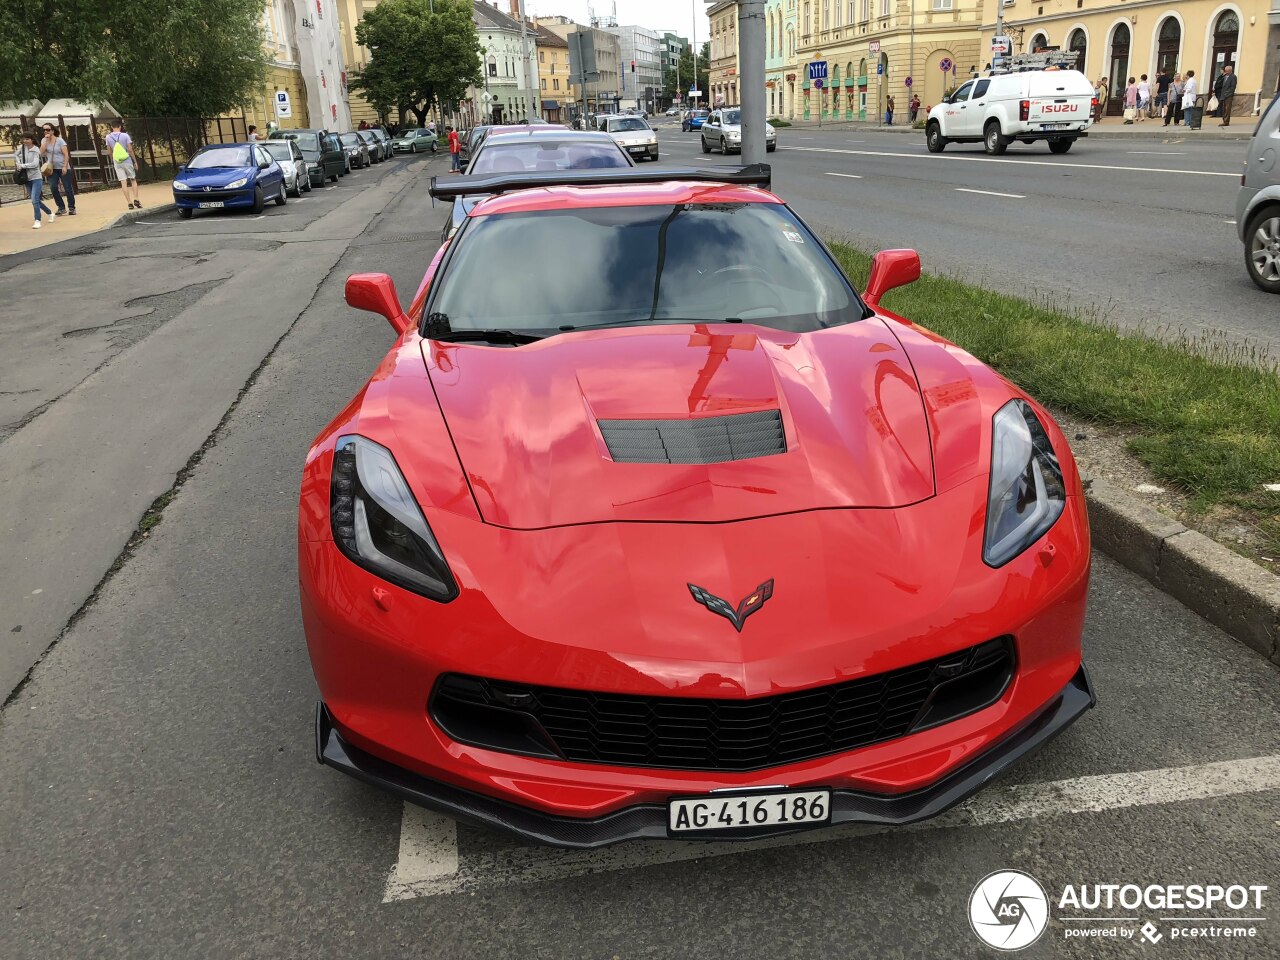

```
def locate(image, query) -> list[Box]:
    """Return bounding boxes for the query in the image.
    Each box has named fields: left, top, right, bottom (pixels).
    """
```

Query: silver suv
left=1237, top=95, right=1280, bottom=293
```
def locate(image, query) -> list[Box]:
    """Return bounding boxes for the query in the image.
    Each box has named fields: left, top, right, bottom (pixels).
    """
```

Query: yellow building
left=709, top=0, right=740, bottom=106
left=336, top=0, right=381, bottom=126
left=793, top=0, right=983, bottom=121
left=979, top=0, right=1278, bottom=118
left=534, top=24, right=575, bottom=122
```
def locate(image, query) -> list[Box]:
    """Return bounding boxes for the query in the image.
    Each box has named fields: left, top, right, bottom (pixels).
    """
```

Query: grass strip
left=827, top=241, right=1280, bottom=554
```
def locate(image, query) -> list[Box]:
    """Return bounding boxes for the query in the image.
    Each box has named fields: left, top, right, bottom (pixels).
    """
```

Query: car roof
left=471, top=181, right=781, bottom=217
left=482, top=129, right=619, bottom=145
left=196, top=141, right=256, bottom=150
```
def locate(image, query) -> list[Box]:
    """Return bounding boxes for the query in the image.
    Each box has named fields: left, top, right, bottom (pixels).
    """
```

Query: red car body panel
left=300, top=183, right=1093, bottom=842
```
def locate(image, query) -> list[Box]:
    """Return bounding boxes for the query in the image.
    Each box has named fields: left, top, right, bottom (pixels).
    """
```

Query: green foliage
left=351, top=0, right=481, bottom=125
left=661, top=43, right=709, bottom=102
left=0, top=0, right=267, bottom=116
left=827, top=241, right=1280, bottom=553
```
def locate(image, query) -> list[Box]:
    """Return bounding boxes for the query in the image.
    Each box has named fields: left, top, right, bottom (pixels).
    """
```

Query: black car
left=270, top=129, right=345, bottom=186
left=356, top=130, right=385, bottom=163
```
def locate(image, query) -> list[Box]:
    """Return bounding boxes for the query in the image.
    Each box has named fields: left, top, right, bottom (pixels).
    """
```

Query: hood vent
left=599, top=410, right=786, bottom=465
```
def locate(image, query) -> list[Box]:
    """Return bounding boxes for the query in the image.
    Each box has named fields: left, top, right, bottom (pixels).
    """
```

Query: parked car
left=602, top=114, right=659, bottom=161
left=369, top=128, right=392, bottom=158
left=357, top=130, right=386, bottom=163
left=305, top=163, right=1095, bottom=848
left=340, top=132, right=371, bottom=169
left=172, top=142, right=287, bottom=218
left=392, top=128, right=437, bottom=154
left=700, top=108, right=777, bottom=155
left=1237, top=94, right=1280, bottom=293
left=270, top=129, right=345, bottom=186
left=257, top=138, right=311, bottom=196
left=925, top=69, right=1095, bottom=155
left=681, top=109, right=709, bottom=132
left=665, top=107, right=681, bottom=117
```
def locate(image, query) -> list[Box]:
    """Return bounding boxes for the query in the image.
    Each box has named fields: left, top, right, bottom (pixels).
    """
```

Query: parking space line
left=382, top=753, right=1280, bottom=902
left=956, top=187, right=1026, bottom=199
left=824, top=172, right=864, bottom=179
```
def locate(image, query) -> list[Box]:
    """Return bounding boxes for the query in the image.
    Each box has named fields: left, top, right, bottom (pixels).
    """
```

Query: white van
left=925, top=70, right=1095, bottom=155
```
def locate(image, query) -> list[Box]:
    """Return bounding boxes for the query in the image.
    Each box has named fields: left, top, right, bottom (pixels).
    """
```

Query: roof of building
left=473, top=0, right=522, bottom=33
left=532, top=23, right=569, bottom=47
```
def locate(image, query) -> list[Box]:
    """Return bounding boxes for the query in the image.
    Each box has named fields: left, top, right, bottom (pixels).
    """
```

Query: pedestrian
left=1123, top=77, right=1138, bottom=123
left=1136, top=74, right=1151, bottom=120
left=1154, top=67, right=1170, bottom=117
left=447, top=125, right=462, bottom=172
left=1094, top=76, right=1109, bottom=122
left=885, top=95, right=894, bottom=125
left=40, top=121, right=76, bottom=217
left=909, top=94, right=920, bottom=123
left=1182, top=70, right=1199, bottom=129
left=1166, top=74, right=1184, bottom=126
left=358, top=119, right=369, bottom=130
left=104, top=119, right=142, bottom=210
left=247, top=124, right=259, bottom=141
left=1216, top=65, right=1237, bottom=126
left=13, top=131, right=54, bottom=229
left=426, top=119, right=437, bottom=138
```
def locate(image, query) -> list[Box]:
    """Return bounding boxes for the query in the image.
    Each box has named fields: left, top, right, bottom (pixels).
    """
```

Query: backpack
left=110, top=135, right=128, bottom=162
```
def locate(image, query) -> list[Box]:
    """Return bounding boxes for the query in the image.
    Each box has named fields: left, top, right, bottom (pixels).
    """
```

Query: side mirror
left=259, top=158, right=271, bottom=169
left=346, top=273, right=411, bottom=335
left=863, top=249, right=921, bottom=308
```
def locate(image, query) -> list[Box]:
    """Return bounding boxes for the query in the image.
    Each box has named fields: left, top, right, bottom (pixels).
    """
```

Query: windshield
left=340, top=134, right=359, bottom=146
left=722, top=110, right=742, bottom=124
left=189, top=146, right=252, bottom=168
left=260, top=142, right=294, bottom=161
left=608, top=117, right=649, bottom=132
left=429, top=204, right=862, bottom=334
left=406, top=129, right=428, bottom=138
left=291, top=133, right=320, bottom=151
left=692, top=110, right=708, bottom=118
left=469, top=141, right=629, bottom=173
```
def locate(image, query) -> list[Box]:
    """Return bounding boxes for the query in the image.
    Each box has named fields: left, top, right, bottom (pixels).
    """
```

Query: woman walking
left=1123, top=77, right=1138, bottom=123
left=1165, top=74, right=1184, bottom=126
left=13, top=132, right=54, bottom=229
left=40, top=122, right=76, bottom=216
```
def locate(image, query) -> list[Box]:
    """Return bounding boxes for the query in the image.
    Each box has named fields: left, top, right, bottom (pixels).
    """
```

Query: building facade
left=979, top=0, right=1278, bottom=118
left=336, top=0, right=377, bottom=126
left=766, top=0, right=802, bottom=117
left=469, top=1, right=538, bottom=124
left=709, top=0, right=741, bottom=106
left=607, top=25, right=664, bottom=112
left=536, top=17, right=623, bottom=115
left=661, top=33, right=689, bottom=107
left=241, top=0, right=351, bottom=132
left=534, top=24, right=574, bottom=122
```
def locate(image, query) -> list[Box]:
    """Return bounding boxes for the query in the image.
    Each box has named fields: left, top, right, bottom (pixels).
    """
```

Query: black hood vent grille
left=599, top=410, right=785, bottom=465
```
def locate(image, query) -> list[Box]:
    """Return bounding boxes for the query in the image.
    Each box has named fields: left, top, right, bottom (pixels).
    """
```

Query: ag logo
left=968, top=870, right=1049, bottom=951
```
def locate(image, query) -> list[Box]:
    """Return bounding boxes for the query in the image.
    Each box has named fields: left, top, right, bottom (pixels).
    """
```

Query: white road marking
left=1224, top=219, right=1238, bottom=225
left=1127, top=151, right=1187, bottom=155
left=382, top=752, right=1280, bottom=902
left=778, top=144, right=1239, bottom=177
left=956, top=187, right=1026, bottom=199
left=824, top=172, right=864, bottom=179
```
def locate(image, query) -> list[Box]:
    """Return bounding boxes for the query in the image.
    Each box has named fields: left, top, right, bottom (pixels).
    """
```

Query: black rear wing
left=428, top=163, right=772, bottom=200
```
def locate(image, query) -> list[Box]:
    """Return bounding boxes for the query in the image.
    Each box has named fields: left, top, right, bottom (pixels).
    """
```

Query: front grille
left=182, top=189, right=250, bottom=202
left=431, top=637, right=1015, bottom=772
left=598, top=410, right=786, bottom=465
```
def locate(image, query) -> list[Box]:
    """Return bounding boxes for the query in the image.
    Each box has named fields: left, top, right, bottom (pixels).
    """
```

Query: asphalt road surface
left=654, top=120, right=1277, bottom=363
left=2, top=137, right=1279, bottom=960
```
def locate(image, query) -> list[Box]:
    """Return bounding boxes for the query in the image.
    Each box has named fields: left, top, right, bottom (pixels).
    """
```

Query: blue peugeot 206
left=172, top=142, right=287, bottom=219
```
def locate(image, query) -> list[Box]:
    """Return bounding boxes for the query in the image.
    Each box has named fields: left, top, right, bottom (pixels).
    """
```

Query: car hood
left=177, top=165, right=257, bottom=187
left=421, top=320, right=935, bottom=529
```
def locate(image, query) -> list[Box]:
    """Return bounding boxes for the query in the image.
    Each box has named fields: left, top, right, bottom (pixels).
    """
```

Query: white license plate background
left=1041, top=122, right=1071, bottom=129
left=668, top=789, right=831, bottom=834
left=198, top=201, right=225, bottom=208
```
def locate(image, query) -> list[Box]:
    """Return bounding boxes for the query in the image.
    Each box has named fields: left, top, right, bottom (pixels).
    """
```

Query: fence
left=2, top=113, right=247, bottom=202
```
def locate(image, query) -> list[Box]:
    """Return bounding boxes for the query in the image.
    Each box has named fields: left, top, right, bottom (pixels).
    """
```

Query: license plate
left=197, top=201, right=224, bottom=208
left=629, top=146, right=646, bottom=152
left=668, top=789, right=831, bottom=835
left=1040, top=122, right=1071, bottom=129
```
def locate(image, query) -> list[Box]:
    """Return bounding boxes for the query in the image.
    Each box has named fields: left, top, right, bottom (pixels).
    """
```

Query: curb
left=1085, top=478, right=1280, bottom=665
left=108, top=202, right=177, bottom=227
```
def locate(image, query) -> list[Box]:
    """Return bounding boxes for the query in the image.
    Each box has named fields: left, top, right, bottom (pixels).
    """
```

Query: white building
left=606, top=24, right=663, bottom=112
left=292, top=0, right=351, bottom=130
left=470, top=0, right=539, bottom=124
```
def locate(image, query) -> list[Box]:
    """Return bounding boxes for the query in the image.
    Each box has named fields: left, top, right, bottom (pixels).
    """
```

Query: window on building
left=488, top=56, right=497, bottom=77
left=822, top=0, right=829, bottom=29
left=931, top=0, right=951, bottom=9
left=860, top=0, right=869, bottom=22
left=880, top=0, right=889, bottom=15
left=541, top=78, right=547, bottom=89
left=554, top=78, right=559, bottom=90
left=804, top=2, right=810, bottom=35
left=539, top=50, right=544, bottom=62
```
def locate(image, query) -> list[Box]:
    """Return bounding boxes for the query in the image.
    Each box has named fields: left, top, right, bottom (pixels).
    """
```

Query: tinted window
left=607, top=117, right=649, bottom=132
left=469, top=141, right=630, bottom=173
left=723, top=109, right=742, bottom=123
left=431, top=204, right=862, bottom=334
left=952, top=81, right=975, bottom=103
left=189, top=146, right=252, bottom=168
left=340, top=134, right=360, bottom=146
left=293, top=133, right=320, bottom=151
left=972, top=79, right=990, bottom=98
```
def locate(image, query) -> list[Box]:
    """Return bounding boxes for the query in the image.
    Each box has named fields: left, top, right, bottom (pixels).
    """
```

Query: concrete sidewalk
left=0, top=180, right=174, bottom=257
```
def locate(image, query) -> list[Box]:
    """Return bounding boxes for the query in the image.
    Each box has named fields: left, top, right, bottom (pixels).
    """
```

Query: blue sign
left=876, top=62, right=884, bottom=76
left=808, top=61, right=828, bottom=81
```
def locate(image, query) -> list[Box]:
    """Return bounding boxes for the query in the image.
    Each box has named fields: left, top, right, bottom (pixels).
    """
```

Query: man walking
left=105, top=119, right=142, bottom=209
left=40, top=122, right=76, bottom=216
left=1216, top=65, right=1237, bottom=126
left=447, top=126, right=462, bottom=172
left=909, top=94, right=920, bottom=123
left=1182, top=70, right=1199, bottom=129
left=1154, top=68, right=1170, bottom=118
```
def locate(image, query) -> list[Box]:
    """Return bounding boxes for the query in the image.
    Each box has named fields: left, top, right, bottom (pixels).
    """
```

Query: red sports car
left=301, top=165, right=1094, bottom=847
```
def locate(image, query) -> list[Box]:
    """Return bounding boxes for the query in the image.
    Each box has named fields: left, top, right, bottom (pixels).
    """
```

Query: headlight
left=173, top=181, right=191, bottom=190
left=226, top=177, right=249, bottom=189
left=984, top=400, right=1066, bottom=567
left=330, top=436, right=459, bottom=601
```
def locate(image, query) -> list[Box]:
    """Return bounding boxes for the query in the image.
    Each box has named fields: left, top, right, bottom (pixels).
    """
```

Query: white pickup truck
left=926, top=69, right=1095, bottom=155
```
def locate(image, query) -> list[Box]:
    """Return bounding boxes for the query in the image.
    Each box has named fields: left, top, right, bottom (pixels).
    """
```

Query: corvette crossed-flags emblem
left=687, top=579, right=775, bottom=632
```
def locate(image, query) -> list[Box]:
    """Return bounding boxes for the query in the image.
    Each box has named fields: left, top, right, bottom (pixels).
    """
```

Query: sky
left=521, top=0, right=710, bottom=46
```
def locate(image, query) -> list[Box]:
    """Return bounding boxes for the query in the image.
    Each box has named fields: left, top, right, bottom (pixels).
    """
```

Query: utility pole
left=738, top=0, right=766, bottom=163
left=517, top=0, right=537, bottom=120
left=690, top=0, right=699, bottom=109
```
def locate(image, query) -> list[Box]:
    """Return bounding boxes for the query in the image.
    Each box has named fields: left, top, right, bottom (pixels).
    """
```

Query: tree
left=0, top=0, right=266, bottom=117
left=662, top=44, right=709, bottom=103
left=351, top=0, right=481, bottom=127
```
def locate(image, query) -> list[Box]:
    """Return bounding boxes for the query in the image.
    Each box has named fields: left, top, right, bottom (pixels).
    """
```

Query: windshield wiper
left=559, top=317, right=741, bottom=332
left=432, top=328, right=544, bottom=345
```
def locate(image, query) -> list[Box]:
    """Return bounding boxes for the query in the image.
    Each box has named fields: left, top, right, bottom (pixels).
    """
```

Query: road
left=2, top=136, right=1278, bottom=959
left=656, top=120, right=1276, bottom=363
